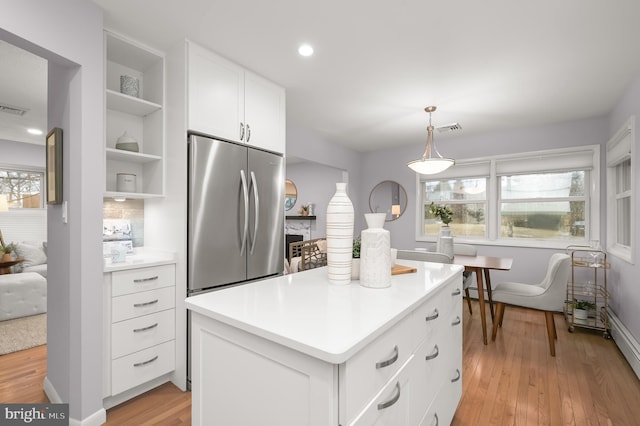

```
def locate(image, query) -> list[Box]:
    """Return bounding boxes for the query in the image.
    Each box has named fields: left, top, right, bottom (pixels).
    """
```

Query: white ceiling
left=5, top=1, right=640, bottom=152
left=0, top=40, right=47, bottom=145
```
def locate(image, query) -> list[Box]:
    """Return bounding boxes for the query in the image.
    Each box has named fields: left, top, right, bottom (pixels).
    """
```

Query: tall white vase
left=360, top=213, right=391, bottom=289
left=436, top=226, right=454, bottom=259
left=326, top=183, right=354, bottom=285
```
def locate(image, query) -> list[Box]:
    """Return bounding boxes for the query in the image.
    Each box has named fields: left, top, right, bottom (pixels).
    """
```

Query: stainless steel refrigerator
left=187, top=133, right=284, bottom=295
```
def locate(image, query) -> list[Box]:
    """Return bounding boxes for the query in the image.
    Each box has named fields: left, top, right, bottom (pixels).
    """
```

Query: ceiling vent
left=436, top=123, right=462, bottom=133
left=0, top=103, right=28, bottom=116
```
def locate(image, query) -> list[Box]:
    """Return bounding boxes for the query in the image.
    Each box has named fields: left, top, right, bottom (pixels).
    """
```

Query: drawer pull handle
left=377, top=382, right=401, bottom=410
left=434, top=413, right=439, bottom=426
left=425, top=309, right=439, bottom=322
left=375, top=345, right=399, bottom=369
left=451, top=288, right=461, bottom=296
left=134, top=299, right=159, bottom=308
left=133, top=355, right=158, bottom=367
left=451, top=368, right=461, bottom=383
left=451, top=316, right=461, bottom=326
left=425, top=345, right=439, bottom=361
left=133, top=276, right=159, bottom=283
left=133, top=323, right=158, bottom=333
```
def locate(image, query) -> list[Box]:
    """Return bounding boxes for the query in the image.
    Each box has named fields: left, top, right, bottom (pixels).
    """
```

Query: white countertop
left=185, top=260, right=463, bottom=364
left=103, top=248, right=176, bottom=272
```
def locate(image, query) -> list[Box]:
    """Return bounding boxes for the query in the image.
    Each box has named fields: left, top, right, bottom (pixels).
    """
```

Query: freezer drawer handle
left=425, top=309, right=439, bottom=322
left=377, top=382, right=401, bottom=410
left=239, top=122, right=245, bottom=141
left=451, top=288, right=461, bottom=296
left=133, top=299, right=159, bottom=308
left=133, top=276, right=159, bottom=283
left=133, top=355, right=158, bottom=367
left=133, top=323, right=158, bottom=333
left=375, top=345, right=399, bottom=369
left=425, top=345, right=439, bottom=361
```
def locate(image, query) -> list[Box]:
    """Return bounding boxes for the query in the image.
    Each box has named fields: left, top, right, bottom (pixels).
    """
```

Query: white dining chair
left=396, top=250, right=453, bottom=263
left=490, top=253, right=571, bottom=356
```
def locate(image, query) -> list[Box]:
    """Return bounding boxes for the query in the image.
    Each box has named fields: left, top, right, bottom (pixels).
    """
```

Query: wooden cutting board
left=391, top=264, right=417, bottom=275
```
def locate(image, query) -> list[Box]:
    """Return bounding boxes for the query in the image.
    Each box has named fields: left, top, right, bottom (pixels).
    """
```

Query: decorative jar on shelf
left=360, top=213, right=391, bottom=289
left=326, top=183, right=354, bottom=285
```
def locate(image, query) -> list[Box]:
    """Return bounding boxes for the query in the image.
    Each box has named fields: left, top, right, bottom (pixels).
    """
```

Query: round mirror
left=285, top=179, right=297, bottom=211
left=369, top=180, right=408, bottom=221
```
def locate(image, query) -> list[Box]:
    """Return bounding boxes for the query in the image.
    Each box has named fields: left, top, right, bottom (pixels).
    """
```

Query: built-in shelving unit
left=104, top=30, right=165, bottom=199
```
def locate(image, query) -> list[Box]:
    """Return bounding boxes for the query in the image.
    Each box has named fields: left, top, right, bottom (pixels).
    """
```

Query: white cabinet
left=189, top=275, right=463, bottom=426
left=104, top=31, right=165, bottom=199
left=103, top=263, right=176, bottom=407
left=187, top=41, right=285, bottom=154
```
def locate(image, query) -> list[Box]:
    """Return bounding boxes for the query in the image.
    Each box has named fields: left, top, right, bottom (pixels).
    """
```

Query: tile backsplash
left=103, top=198, right=144, bottom=248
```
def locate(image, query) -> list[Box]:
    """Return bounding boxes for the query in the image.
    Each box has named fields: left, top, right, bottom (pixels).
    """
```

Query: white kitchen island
left=185, top=260, right=464, bottom=426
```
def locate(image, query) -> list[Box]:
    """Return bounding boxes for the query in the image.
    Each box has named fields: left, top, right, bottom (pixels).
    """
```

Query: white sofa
left=0, top=241, right=48, bottom=321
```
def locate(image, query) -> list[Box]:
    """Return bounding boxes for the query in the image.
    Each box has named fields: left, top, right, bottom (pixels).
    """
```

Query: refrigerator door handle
left=240, top=169, right=249, bottom=255
left=249, top=170, right=259, bottom=254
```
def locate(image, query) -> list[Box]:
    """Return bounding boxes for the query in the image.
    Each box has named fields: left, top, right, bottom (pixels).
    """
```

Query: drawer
left=349, top=354, right=414, bottom=426
left=340, top=314, right=414, bottom=422
left=112, top=264, right=175, bottom=297
left=412, top=335, right=447, bottom=419
left=112, top=309, right=175, bottom=359
left=411, top=282, right=453, bottom=349
left=111, top=340, right=175, bottom=396
left=112, top=287, right=175, bottom=323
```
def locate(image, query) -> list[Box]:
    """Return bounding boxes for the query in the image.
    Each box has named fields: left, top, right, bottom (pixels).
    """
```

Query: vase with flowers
left=298, top=204, right=310, bottom=216
left=430, top=202, right=454, bottom=258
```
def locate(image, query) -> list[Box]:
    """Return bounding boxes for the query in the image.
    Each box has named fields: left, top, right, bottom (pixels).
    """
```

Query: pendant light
left=407, top=106, right=455, bottom=174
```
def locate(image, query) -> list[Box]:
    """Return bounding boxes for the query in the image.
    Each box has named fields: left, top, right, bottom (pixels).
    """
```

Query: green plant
left=573, top=299, right=596, bottom=310
left=429, top=202, right=453, bottom=225
left=1, top=242, right=16, bottom=254
left=298, top=204, right=309, bottom=215
left=352, top=237, right=361, bottom=259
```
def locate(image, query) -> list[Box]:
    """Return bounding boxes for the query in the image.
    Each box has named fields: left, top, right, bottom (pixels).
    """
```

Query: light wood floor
left=1, top=302, right=639, bottom=425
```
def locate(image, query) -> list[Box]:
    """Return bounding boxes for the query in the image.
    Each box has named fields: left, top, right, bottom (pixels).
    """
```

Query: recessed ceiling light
left=27, top=128, right=43, bottom=135
left=298, top=44, right=314, bottom=57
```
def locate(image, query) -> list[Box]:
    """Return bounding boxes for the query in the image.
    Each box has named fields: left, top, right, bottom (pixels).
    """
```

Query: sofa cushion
left=23, top=264, right=47, bottom=278
left=14, top=242, right=47, bottom=269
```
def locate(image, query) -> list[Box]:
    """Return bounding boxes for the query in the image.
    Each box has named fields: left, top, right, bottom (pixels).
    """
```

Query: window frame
left=606, top=116, right=634, bottom=264
left=0, top=163, right=46, bottom=209
left=415, top=145, right=600, bottom=249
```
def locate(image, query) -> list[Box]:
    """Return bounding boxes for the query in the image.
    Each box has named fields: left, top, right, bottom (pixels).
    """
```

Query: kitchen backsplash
left=103, top=198, right=144, bottom=248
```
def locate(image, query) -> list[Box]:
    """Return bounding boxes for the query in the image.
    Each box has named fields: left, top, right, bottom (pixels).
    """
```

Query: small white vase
left=360, top=213, right=391, bottom=289
left=326, top=183, right=354, bottom=285
left=351, top=258, right=360, bottom=280
left=436, top=226, right=454, bottom=259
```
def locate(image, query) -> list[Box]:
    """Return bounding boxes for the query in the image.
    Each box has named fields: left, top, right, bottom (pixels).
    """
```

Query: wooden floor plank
left=2, top=301, right=640, bottom=426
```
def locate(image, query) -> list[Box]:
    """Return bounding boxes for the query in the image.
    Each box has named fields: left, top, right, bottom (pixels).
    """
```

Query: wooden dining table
left=453, top=254, right=513, bottom=345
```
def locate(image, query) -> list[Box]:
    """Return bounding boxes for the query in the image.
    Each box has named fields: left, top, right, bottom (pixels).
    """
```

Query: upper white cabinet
left=187, top=41, right=285, bottom=154
left=104, top=31, right=165, bottom=199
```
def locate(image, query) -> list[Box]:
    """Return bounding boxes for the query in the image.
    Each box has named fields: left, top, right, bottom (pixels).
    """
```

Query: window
left=418, top=146, right=599, bottom=248
left=0, top=166, right=45, bottom=208
left=606, top=116, right=634, bottom=263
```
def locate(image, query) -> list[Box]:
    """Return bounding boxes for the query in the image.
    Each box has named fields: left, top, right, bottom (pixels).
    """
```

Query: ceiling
left=5, top=1, right=640, bottom=152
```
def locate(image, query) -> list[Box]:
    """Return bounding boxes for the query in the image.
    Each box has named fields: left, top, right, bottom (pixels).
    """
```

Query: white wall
left=608, top=72, right=640, bottom=345
left=286, top=161, right=346, bottom=238
left=0, top=1, right=105, bottom=424
left=0, top=139, right=45, bottom=167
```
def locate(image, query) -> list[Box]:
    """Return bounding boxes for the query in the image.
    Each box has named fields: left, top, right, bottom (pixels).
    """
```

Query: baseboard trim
left=609, top=311, right=640, bottom=381
left=43, top=376, right=107, bottom=426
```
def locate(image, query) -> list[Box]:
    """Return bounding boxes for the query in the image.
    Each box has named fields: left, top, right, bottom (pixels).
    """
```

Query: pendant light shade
left=407, top=106, right=455, bottom=174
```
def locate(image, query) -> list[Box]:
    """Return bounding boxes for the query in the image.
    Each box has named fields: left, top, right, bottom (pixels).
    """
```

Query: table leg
left=484, top=269, right=495, bottom=321
left=474, top=267, right=488, bottom=345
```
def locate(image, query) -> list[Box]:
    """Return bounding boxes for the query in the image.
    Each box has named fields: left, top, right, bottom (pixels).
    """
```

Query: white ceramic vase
left=326, top=183, right=354, bottom=285
left=436, top=225, right=454, bottom=259
left=360, top=213, right=391, bottom=289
